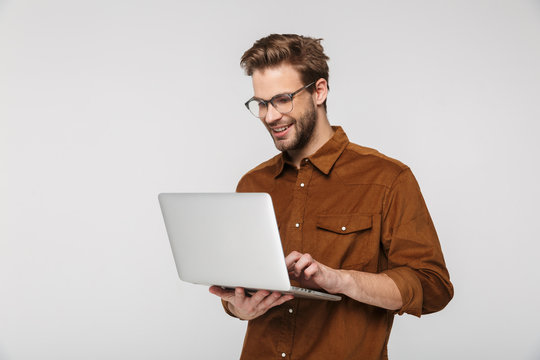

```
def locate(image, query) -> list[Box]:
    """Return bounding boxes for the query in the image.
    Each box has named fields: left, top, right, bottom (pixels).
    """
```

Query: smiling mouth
left=273, top=125, right=289, bottom=132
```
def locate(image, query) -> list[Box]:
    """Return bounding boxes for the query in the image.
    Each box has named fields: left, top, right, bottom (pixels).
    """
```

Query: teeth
left=274, top=126, right=289, bottom=132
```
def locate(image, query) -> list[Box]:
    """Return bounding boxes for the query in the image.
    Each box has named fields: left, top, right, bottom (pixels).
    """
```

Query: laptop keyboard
left=291, top=286, right=315, bottom=294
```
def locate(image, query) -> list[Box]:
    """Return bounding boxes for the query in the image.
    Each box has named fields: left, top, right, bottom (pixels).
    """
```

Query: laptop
left=158, top=192, right=341, bottom=301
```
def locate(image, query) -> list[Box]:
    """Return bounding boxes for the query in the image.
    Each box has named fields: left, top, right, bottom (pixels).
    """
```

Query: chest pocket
left=311, top=213, right=379, bottom=272
left=316, top=214, right=372, bottom=234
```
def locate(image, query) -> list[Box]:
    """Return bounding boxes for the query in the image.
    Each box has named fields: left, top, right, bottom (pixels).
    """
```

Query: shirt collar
left=271, top=126, right=349, bottom=178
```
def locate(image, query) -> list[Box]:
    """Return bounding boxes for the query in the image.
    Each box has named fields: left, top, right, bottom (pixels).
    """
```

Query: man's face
left=251, top=64, right=317, bottom=153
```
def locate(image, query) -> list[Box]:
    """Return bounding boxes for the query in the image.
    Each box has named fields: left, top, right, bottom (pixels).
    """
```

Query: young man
left=210, top=34, right=453, bottom=360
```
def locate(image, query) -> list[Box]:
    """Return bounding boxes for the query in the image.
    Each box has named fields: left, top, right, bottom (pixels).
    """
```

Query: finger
left=255, top=291, right=286, bottom=311
left=294, top=253, right=314, bottom=276
left=303, top=262, right=319, bottom=280
left=209, top=286, right=235, bottom=301
left=264, top=293, right=295, bottom=311
left=235, top=287, right=247, bottom=301
left=248, top=289, right=271, bottom=304
left=288, top=267, right=301, bottom=282
left=270, top=294, right=295, bottom=308
left=285, top=251, right=303, bottom=270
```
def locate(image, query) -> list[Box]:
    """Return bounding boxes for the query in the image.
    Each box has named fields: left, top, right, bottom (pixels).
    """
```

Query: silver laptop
left=158, top=192, right=341, bottom=301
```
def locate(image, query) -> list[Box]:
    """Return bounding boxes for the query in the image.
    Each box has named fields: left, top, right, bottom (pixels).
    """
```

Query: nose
left=264, top=102, right=282, bottom=124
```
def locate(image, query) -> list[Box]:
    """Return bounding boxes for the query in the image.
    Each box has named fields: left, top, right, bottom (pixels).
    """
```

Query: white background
left=1, top=0, right=540, bottom=359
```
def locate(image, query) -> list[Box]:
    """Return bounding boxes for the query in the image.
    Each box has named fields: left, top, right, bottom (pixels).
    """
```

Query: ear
left=313, top=78, right=328, bottom=106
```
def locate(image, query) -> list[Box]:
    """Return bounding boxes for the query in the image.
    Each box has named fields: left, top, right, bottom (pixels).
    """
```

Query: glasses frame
left=244, top=81, right=316, bottom=119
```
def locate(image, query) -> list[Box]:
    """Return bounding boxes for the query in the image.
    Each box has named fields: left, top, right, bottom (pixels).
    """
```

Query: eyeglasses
left=244, top=82, right=315, bottom=119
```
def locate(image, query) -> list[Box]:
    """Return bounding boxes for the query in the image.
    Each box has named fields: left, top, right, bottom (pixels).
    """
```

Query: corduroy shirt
left=224, top=126, right=453, bottom=360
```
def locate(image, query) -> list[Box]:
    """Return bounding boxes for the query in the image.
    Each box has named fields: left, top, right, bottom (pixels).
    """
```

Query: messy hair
left=240, top=34, right=330, bottom=110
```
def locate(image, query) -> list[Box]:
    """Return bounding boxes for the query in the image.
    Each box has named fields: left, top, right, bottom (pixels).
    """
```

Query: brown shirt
left=224, top=126, right=453, bottom=360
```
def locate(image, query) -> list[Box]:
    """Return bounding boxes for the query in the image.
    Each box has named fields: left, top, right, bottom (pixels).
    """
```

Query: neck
left=287, top=110, right=334, bottom=168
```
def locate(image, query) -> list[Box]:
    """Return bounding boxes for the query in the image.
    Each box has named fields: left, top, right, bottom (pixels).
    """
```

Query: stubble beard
left=272, top=102, right=318, bottom=153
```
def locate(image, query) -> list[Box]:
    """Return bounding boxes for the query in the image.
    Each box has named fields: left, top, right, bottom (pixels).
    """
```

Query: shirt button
left=295, top=223, right=300, bottom=228
left=300, top=183, right=305, bottom=187
left=282, top=353, right=286, bottom=358
left=289, top=308, right=293, bottom=314
left=341, top=226, right=347, bottom=231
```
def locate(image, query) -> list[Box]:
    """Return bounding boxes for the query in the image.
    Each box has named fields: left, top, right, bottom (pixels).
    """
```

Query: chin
left=275, top=140, right=299, bottom=152
left=271, top=132, right=296, bottom=152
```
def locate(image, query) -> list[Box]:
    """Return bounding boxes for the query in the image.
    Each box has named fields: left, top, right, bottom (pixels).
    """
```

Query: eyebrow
left=252, top=92, right=290, bottom=102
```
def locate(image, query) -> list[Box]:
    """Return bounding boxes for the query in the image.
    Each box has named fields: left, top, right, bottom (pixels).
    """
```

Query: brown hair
left=240, top=34, right=330, bottom=110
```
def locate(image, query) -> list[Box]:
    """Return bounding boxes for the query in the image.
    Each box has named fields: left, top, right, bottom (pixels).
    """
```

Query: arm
left=287, top=168, right=453, bottom=314
left=286, top=251, right=402, bottom=310
left=381, top=168, right=453, bottom=315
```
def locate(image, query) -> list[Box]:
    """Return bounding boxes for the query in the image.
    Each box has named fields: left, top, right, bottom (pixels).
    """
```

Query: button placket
left=292, top=164, right=313, bottom=252
left=291, top=163, right=311, bottom=232
left=280, top=164, right=312, bottom=356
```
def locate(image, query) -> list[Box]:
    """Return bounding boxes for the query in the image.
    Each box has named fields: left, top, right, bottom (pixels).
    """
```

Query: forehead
left=251, top=63, right=304, bottom=99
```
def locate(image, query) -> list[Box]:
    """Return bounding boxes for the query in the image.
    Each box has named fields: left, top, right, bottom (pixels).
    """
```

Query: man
left=210, top=34, right=453, bottom=360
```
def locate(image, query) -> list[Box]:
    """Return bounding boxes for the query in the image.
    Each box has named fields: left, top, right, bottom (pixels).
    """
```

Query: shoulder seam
left=345, top=143, right=408, bottom=170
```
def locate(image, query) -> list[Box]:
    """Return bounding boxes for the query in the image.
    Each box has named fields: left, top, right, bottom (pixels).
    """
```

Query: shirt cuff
left=383, top=267, right=423, bottom=317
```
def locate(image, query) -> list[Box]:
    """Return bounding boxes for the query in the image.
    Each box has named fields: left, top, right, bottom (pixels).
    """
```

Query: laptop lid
left=158, top=192, right=293, bottom=292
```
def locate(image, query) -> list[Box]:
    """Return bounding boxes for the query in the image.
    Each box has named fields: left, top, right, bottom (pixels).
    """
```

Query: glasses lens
left=247, top=100, right=266, bottom=118
left=272, top=94, right=293, bottom=114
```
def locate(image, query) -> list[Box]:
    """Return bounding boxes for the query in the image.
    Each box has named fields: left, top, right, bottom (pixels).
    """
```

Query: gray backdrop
left=1, top=0, right=539, bottom=359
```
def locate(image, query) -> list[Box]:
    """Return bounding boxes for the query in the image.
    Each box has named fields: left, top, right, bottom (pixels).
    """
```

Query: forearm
left=336, top=270, right=403, bottom=311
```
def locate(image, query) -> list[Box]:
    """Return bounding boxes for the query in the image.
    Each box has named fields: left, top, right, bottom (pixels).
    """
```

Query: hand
left=285, top=251, right=342, bottom=294
left=209, top=286, right=294, bottom=320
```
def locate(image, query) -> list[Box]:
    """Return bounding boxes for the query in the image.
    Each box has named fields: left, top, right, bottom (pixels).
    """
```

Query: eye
left=273, top=95, right=291, bottom=105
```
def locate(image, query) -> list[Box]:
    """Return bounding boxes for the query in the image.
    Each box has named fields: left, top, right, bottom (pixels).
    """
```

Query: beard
left=270, top=101, right=318, bottom=152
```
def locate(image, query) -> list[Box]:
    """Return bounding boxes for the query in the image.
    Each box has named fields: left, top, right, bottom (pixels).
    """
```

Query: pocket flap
left=316, top=214, right=373, bottom=234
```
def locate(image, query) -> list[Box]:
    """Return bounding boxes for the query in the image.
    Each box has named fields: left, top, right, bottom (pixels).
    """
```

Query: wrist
left=333, top=269, right=352, bottom=294
left=227, top=302, right=237, bottom=316
left=227, top=302, right=249, bottom=321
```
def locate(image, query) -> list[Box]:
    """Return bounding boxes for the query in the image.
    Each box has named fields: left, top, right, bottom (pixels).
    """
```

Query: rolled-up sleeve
left=382, top=168, right=454, bottom=317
